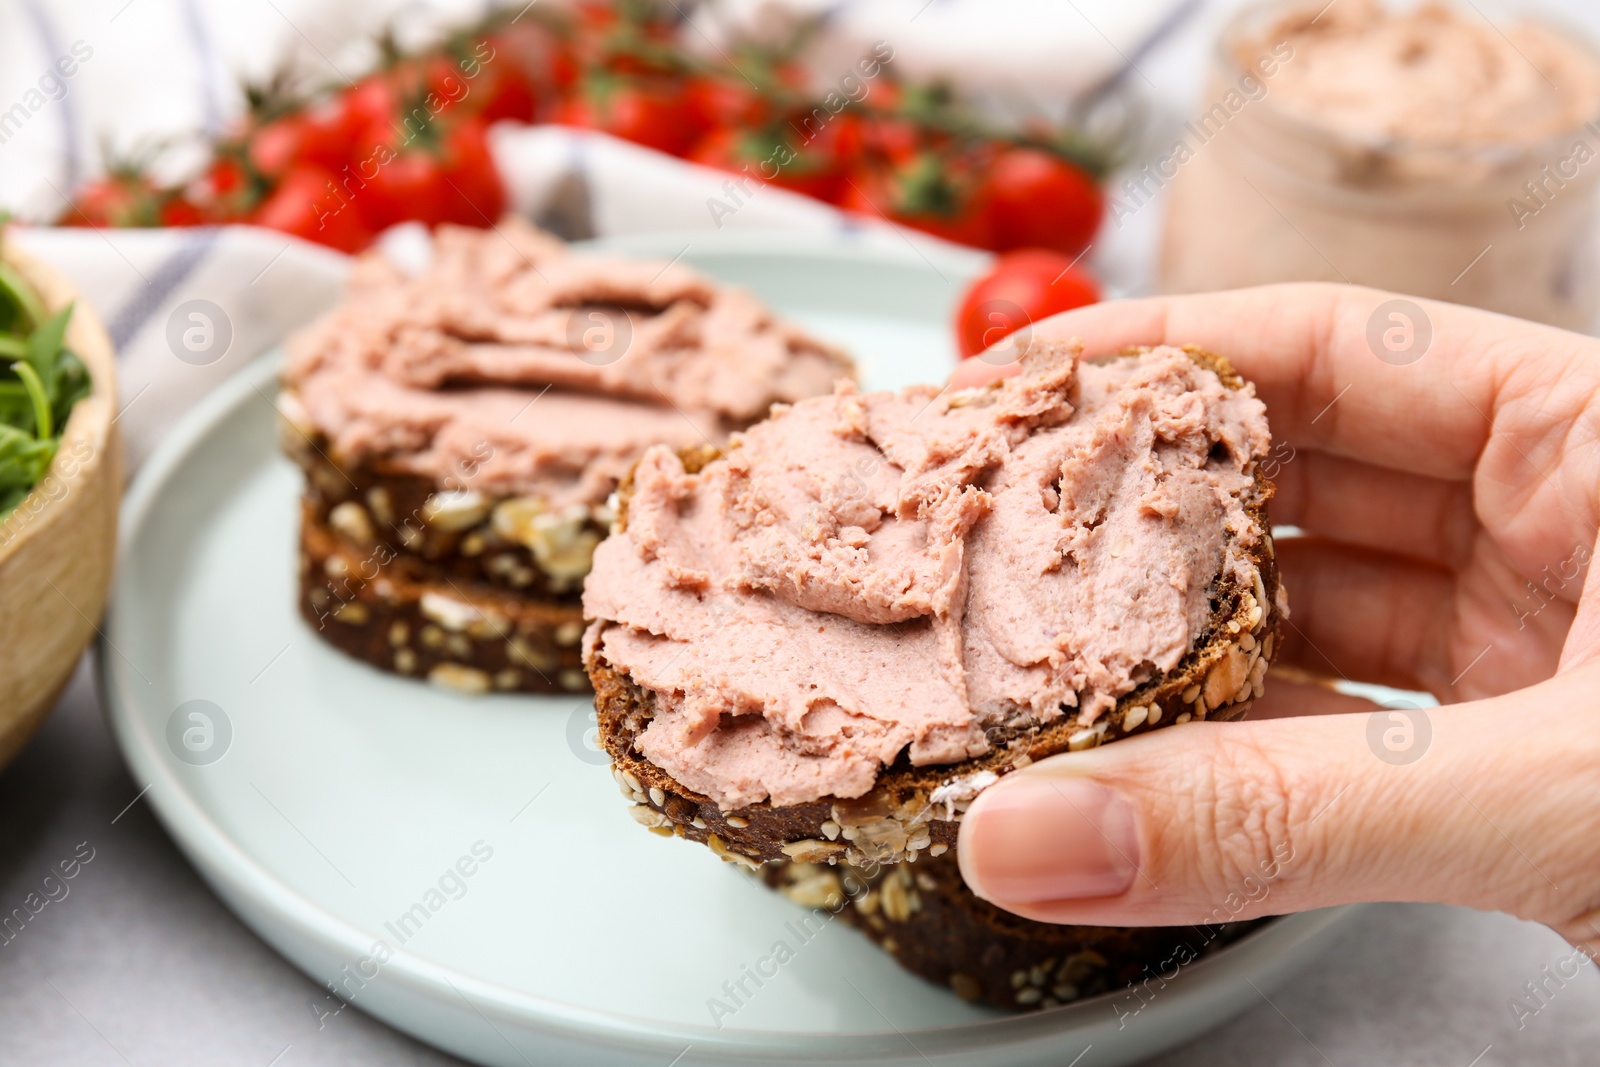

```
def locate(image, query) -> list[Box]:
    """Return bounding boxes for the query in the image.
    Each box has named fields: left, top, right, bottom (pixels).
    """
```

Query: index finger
left=958, top=282, right=1597, bottom=483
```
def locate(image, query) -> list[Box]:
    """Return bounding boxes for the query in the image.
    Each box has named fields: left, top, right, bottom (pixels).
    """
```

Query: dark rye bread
left=299, top=503, right=589, bottom=695
left=589, top=346, right=1286, bottom=869
left=284, top=422, right=606, bottom=603
left=763, top=853, right=1263, bottom=1011
left=281, top=399, right=603, bottom=693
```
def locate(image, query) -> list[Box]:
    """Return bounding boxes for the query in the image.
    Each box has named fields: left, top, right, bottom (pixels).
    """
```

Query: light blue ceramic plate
left=99, top=230, right=1353, bottom=1067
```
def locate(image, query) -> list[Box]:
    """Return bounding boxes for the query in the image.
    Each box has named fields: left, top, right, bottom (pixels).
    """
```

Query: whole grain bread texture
left=588, top=346, right=1286, bottom=869
left=287, top=438, right=607, bottom=602
left=764, top=852, right=1263, bottom=1011
left=280, top=220, right=856, bottom=694
left=299, top=502, right=588, bottom=695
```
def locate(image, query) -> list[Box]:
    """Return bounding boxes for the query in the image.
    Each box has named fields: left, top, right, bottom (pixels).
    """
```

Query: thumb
left=1557, top=527, right=1600, bottom=673
left=956, top=664, right=1600, bottom=949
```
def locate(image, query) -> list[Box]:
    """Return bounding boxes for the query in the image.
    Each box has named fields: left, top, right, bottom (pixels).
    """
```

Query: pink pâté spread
left=282, top=221, right=853, bottom=509
left=1247, top=0, right=1600, bottom=147
left=584, top=343, right=1272, bottom=809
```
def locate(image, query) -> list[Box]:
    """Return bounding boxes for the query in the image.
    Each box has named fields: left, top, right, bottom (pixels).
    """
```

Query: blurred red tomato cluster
left=58, top=1, right=1110, bottom=259
left=61, top=24, right=541, bottom=250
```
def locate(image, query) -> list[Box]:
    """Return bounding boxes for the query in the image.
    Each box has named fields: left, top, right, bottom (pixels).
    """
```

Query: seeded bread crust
left=299, top=505, right=589, bottom=695
left=282, top=413, right=607, bottom=602
left=764, top=853, right=1262, bottom=1011
left=589, top=346, right=1285, bottom=869
left=282, top=390, right=608, bottom=693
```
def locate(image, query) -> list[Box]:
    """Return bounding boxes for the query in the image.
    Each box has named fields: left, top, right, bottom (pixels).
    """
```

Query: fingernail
left=959, top=776, right=1140, bottom=903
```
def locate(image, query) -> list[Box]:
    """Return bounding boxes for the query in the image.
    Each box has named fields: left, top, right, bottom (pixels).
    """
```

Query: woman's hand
left=952, top=283, right=1600, bottom=954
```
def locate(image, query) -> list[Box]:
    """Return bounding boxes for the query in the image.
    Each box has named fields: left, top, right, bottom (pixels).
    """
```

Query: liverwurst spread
left=1162, top=0, right=1600, bottom=330
left=584, top=344, right=1272, bottom=810
left=1245, top=0, right=1600, bottom=146
left=283, top=220, right=853, bottom=511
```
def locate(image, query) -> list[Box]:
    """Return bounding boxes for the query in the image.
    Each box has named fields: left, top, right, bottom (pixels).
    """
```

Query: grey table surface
left=7, top=0, right=1600, bottom=1063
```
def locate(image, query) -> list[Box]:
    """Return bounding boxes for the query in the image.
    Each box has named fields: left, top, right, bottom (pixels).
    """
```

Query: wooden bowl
left=0, top=245, right=120, bottom=772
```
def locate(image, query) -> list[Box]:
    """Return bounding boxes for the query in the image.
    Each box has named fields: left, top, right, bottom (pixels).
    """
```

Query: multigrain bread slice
left=281, top=220, right=854, bottom=693
left=764, top=853, right=1262, bottom=1011
left=286, top=436, right=609, bottom=603
left=587, top=344, right=1286, bottom=870
left=298, top=503, right=589, bottom=694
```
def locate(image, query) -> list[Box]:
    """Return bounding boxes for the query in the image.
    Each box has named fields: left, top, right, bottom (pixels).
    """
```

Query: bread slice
left=298, top=502, right=589, bottom=694
left=280, top=220, right=856, bottom=695
left=589, top=346, right=1284, bottom=869
left=764, top=852, right=1262, bottom=1010
left=287, top=435, right=608, bottom=603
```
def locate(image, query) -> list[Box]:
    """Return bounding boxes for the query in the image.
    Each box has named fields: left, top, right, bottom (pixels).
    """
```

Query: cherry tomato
left=688, top=127, right=773, bottom=175
left=857, top=77, right=903, bottom=111
left=434, top=119, right=508, bottom=225
left=246, top=119, right=303, bottom=180
left=419, top=54, right=474, bottom=105
left=685, top=74, right=767, bottom=134
left=201, top=154, right=248, bottom=198
left=980, top=147, right=1104, bottom=256
left=62, top=173, right=161, bottom=227
left=569, top=1, right=622, bottom=38
left=548, top=51, right=582, bottom=104
left=251, top=164, right=374, bottom=253
left=769, top=166, right=845, bottom=204
left=350, top=126, right=447, bottom=230
left=157, top=194, right=206, bottom=227
left=489, top=22, right=576, bottom=104
left=187, top=155, right=257, bottom=223
left=473, top=58, right=538, bottom=123
left=841, top=153, right=991, bottom=248
left=689, top=125, right=846, bottom=206
left=559, top=0, right=676, bottom=79
left=769, top=111, right=862, bottom=203
left=247, top=98, right=353, bottom=180
left=858, top=113, right=920, bottom=167
left=551, top=74, right=699, bottom=156
left=339, top=74, right=401, bottom=139
left=954, top=249, right=1100, bottom=359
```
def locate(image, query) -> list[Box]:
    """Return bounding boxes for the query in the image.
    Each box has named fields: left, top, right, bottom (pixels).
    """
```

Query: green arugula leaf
left=0, top=422, right=57, bottom=492
left=0, top=261, right=45, bottom=335
left=50, top=351, right=91, bottom=431
left=0, top=250, right=89, bottom=522
left=25, top=305, right=73, bottom=391
left=10, top=361, right=52, bottom=439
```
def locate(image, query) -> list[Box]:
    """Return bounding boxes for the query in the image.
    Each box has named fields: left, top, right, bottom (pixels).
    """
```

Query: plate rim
left=98, top=232, right=1354, bottom=1063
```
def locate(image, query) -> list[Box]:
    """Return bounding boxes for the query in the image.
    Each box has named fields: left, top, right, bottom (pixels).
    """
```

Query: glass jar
left=1159, top=1, right=1600, bottom=331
